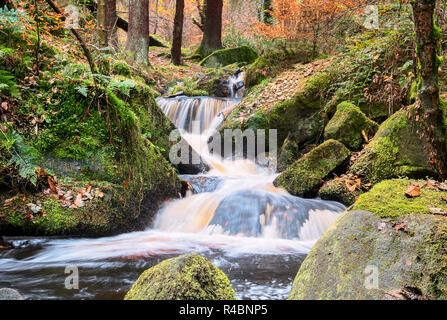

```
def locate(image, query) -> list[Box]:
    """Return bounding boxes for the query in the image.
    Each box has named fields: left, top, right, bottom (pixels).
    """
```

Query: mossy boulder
left=349, top=108, right=438, bottom=184
left=199, top=46, right=258, bottom=68
left=318, top=178, right=361, bottom=206
left=274, top=140, right=351, bottom=197
left=290, top=179, right=447, bottom=300
left=277, top=134, right=302, bottom=172
left=324, top=102, right=378, bottom=151
left=124, top=253, right=236, bottom=300
left=112, top=60, right=132, bottom=77
left=0, top=288, right=24, bottom=300
left=245, top=48, right=313, bottom=88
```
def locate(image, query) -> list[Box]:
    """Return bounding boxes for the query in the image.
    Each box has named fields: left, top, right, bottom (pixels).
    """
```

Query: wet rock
left=324, top=102, right=378, bottom=151
left=180, top=175, right=224, bottom=194
left=0, top=288, right=24, bottom=300
left=274, top=140, right=351, bottom=198
left=318, top=178, right=361, bottom=206
left=124, top=253, right=236, bottom=300
left=277, top=133, right=302, bottom=172
left=290, top=179, right=447, bottom=300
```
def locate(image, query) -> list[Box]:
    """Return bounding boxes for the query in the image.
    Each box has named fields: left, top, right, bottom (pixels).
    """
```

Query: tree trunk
left=97, top=0, right=108, bottom=48
left=171, top=0, right=184, bottom=65
left=411, top=0, right=446, bottom=176
left=0, top=0, right=13, bottom=9
left=106, top=0, right=118, bottom=49
left=126, top=0, right=150, bottom=66
left=196, top=0, right=223, bottom=58
left=153, top=0, right=159, bottom=34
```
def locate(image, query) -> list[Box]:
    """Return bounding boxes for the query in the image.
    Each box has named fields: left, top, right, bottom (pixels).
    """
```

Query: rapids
left=0, top=74, right=345, bottom=300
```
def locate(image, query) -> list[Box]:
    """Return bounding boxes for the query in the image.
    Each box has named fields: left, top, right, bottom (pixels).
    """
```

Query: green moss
left=274, top=140, right=351, bottom=197
left=324, top=102, right=378, bottom=150
left=318, top=178, right=360, bottom=206
left=277, top=134, right=302, bottom=172
left=349, top=108, right=437, bottom=184
left=353, top=179, right=447, bottom=218
left=124, top=253, right=236, bottom=300
left=199, top=46, right=258, bottom=68
left=112, top=60, right=132, bottom=77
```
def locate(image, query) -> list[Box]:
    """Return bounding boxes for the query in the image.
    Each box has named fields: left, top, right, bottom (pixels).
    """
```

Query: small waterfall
left=157, top=96, right=240, bottom=134
left=155, top=75, right=345, bottom=241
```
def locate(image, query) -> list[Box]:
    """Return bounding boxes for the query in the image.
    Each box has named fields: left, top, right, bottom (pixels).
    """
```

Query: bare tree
left=126, top=0, right=150, bottom=65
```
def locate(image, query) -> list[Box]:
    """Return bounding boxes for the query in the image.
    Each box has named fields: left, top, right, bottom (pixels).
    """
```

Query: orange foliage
left=252, top=0, right=360, bottom=42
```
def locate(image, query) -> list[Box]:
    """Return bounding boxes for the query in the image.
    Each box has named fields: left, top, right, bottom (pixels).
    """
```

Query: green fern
left=0, top=70, right=20, bottom=98
left=0, top=6, right=29, bottom=33
left=1, top=126, right=39, bottom=185
left=108, top=79, right=136, bottom=97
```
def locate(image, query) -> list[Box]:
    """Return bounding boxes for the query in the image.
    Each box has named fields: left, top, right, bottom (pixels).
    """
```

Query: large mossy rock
left=0, top=288, right=24, bottom=300
left=124, top=253, right=236, bottom=300
left=324, top=102, right=378, bottom=151
left=274, top=140, right=351, bottom=197
left=290, top=179, right=447, bottom=300
left=199, top=46, right=258, bottom=68
left=349, top=108, right=438, bottom=184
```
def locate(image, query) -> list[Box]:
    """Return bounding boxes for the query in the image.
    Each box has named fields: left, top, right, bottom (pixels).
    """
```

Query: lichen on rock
left=124, top=253, right=236, bottom=300
left=274, top=139, right=351, bottom=197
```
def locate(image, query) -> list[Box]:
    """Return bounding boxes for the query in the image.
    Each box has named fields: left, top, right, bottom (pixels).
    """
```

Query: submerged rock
left=199, top=46, right=258, bottom=68
left=124, top=253, right=236, bottom=300
left=349, top=108, right=438, bottom=184
left=289, top=179, right=447, bottom=300
left=324, top=102, right=378, bottom=151
left=274, top=140, right=351, bottom=197
left=0, top=288, right=24, bottom=300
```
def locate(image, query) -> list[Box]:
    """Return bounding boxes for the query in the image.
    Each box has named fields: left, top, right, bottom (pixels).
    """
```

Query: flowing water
left=0, top=77, right=345, bottom=300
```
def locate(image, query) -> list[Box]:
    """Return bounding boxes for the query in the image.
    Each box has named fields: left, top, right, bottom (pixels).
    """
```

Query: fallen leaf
left=123, top=180, right=129, bottom=188
left=393, top=221, right=408, bottom=233
left=405, top=185, right=421, bottom=198
left=361, top=130, right=369, bottom=143
left=428, top=206, right=447, bottom=216
left=48, top=176, right=57, bottom=192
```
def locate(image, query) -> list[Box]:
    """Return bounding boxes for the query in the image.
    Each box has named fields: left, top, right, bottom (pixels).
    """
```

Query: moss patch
left=353, top=179, right=447, bottom=218
left=274, top=140, right=351, bottom=197
left=124, top=253, right=236, bottom=300
left=324, top=102, right=378, bottom=151
left=199, top=46, right=258, bottom=68
left=349, top=108, right=438, bottom=184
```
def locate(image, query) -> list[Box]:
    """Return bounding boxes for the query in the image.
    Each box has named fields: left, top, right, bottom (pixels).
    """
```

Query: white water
left=0, top=75, right=345, bottom=300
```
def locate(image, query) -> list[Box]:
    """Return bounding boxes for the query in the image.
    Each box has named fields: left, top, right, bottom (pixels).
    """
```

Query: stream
left=0, top=76, right=346, bottom=300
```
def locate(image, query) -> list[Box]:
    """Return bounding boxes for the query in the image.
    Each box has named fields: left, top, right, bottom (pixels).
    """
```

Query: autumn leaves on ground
left=1, top=0, right=447, bottom=300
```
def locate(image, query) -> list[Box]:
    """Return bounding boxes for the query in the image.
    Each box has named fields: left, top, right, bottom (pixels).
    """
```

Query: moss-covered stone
left=353, top=179, right=447, bottom=218
left=0, top=288, right=24, bottom=300
left=349, top=108, right=438, bottom=184
left=318, top=178, right=361, bottom=206
left=112, top=60, right=132, bottom=77
left=199, top=46, right=258, bottom=68
left=274, top=140, right=351, bottom=197
left=245, top=48, right=313, bottom=88
left=290, top=179, right=447, bottom=300
left=277, top=134, right=302, bottom=172
left=124, top=253, right=237, bottom=300
left=324, top=102, right=378, bottom=151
